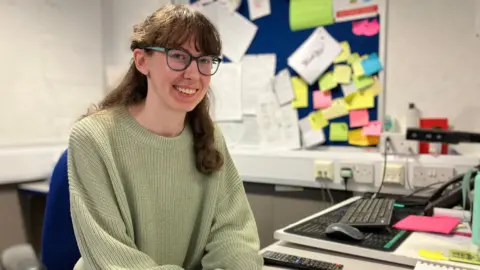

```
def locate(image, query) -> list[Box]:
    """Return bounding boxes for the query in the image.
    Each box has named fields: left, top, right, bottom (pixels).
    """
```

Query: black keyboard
left=339, top=198, right=395, bottom=228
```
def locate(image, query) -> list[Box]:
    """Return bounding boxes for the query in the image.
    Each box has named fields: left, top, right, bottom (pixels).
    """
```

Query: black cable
left=401, top=181, right=443, bottom=199
left=373, top=137, right=391, bottom=198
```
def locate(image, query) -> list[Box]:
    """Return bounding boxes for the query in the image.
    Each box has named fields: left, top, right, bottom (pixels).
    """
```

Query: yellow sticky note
left=346, top=89, right=375, bottom=110
left=291, top=77, right=309, bottom=108
left=318, top=72, right=338, bottom=91
left=347, top=53, right=360, bottom=65
left=353, top=75, right=375, bottom=90
left=352, top=60, right=364, bottom=77
left=308, top=110, right=329, bottom=130
left=329, top=122, right=348, bottom=141
left=334, top=41, right=351, bottom=63
left=333, top=65, right=352, bottom=84
left=322, top=98, right=349, bottom=120
left=289, top=0, right=334, bottom=31
left=348, top=128, right=380, bottom=146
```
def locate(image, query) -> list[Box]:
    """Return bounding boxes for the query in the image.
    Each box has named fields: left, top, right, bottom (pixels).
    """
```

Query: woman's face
left=134, top=39, right=212, bottom=114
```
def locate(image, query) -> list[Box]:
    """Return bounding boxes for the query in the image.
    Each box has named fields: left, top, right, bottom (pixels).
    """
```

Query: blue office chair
left=41, top=149, right=81, bottom=270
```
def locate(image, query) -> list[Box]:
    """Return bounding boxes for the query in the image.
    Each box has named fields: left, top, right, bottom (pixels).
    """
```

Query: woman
left=68, top=4, right=263, bottom=269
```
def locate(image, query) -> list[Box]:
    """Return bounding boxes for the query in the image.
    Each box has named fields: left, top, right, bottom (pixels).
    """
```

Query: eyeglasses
left=145, top=47, right=222, bottom=76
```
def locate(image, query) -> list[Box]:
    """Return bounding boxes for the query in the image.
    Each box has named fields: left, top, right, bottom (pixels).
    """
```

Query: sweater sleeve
left=68, top=125, right=184, bottom=270
left=201, top=138, right=263, bottom=270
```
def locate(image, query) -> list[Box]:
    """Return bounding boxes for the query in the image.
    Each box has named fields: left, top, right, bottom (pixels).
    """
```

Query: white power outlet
left=339, top=163, right=374, bottom=184
left=380, top=132, right=418, bottom=155
left=412, top=165, right=455, bottom=188
left=383, top=163, right=405, bottom=185
left=314, top=160, right=334, bottom=180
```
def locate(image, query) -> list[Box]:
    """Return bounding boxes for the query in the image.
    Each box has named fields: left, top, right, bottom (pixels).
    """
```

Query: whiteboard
left=0, top=0, right=104, bottom=147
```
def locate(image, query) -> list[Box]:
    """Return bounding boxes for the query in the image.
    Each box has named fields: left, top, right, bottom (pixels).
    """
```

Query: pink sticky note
left=364, top=19, right=380, bottom=36
left=313, top=90, right=332, bottom=109
left=361, top=120, right=382, bottom=136
left=349, top=109, right=369, bottom=128
left=393, top=215, right=461, bottom=235
left=352, top=19, right=369, bottom=36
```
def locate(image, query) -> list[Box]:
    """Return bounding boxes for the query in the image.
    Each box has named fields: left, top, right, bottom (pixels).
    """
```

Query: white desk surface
left=18, top=181, right=50, bottom=194
left=275, top=196, right=479, bottom=270
left=261, top=241, right=412, bottom=270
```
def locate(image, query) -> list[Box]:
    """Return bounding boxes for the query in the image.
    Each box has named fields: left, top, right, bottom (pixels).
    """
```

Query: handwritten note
left=362, top=120, right=382, bottom=136
left=278, top=104, right=302, bottom=150
left=289, top=0, right=334, bottom=31
left=309, top=110, right=329, bottom=130
left=313, top=90, right=332, bottom=109
left=329, top=122, right=348, bottom=141
left=318, top=71, right=338, bottom=91
left=274, top=69, right=295, bottom=105
left=333, top=65, right=352, bottom=84
left=299, top=116, right=326, bottom=148
left=346, top=89, right=375, bottom=110
left=361, top=54, right=383, bottom=76
left=353, top=75, right=375, bottom=90
left=349, top=128, right=380, bottom=146
left=288, top=27, right=342, bottom=85
left=256, top=89, right=283, bottom=146
left=349, top=109, right=369, bottom=127
left=322, top=98, right=349, bottom=120
left=210, top=63, right=243, bottom=121
left=247, top=0, right=271, bottom=20
left=334, top=41, right=351, bottom=63
left=291, top=76, right=309, bottom=108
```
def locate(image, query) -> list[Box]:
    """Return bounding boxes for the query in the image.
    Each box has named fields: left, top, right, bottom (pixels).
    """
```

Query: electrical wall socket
left=314, top=160, right=333, bottom=180
left=339, top=163, right=374, bottom=184
left=383, top=163, right=405, bottom=185
left=380, top=132, right=418, bottom=155
left=412, top=165, right=455, bottom=188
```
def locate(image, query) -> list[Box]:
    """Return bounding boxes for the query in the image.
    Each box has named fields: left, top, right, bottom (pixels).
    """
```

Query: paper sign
left=318, top=71, right=338, bottom=91
left=348, top=128, right=379, bottom=146
left=299, top=116, right=326, bottom=148
left=291, top=76, right=309, bottom=108
left=289, top=0, right=334, bottom=31
left=352, top=60, right=364, bottom=77
left=247, top=0, right=271, bottom=20
left=361, top=55, right=383, bottom=76
left=346, top=89, right=375, bottom=110
left=274, top=69, right=295, bottom=105
left=309, top=110, right=329, bottom=130
left=313, top=90, right=332, bottom=109
left=333, top=65, right=352, bottom=84
left=333, top=0, right=379, bottom=22
left=362, top=120, right=382, bottom=136
left=322, top=98, right=348, bottom=120
left=288, top=28, right=342, bottom=85
left=341, top=82, right=358, bottom=97
left=349, top=109, right=369, bottom=127
left=329, top=122, right=348, bottom=141
left=347, top=53, right=360, bottom=65
left=353, top=75, right=375, bottom=90
left=333, top=41, right=351, bottom=63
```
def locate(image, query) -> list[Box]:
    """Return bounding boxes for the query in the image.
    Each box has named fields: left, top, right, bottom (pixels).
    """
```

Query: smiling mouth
left=174, top=85, right=198, bottom=95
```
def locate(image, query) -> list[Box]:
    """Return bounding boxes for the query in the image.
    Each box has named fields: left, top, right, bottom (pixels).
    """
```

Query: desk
left=262, top=241, right=412, bottom=269
left=274, top=196, right=479, bottom=270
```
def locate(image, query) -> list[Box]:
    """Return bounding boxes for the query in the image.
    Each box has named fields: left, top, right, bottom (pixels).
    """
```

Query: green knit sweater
left=68, top=106, right=263, bottom=270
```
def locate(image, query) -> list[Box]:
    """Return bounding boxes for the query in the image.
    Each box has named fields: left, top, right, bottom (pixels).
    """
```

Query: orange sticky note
left=313, top=90, right=332, bottom=109
left=362, top=120, right=382, bottom=136
left=348, top=128, right=380, bottom=146
left=349, top=109, right=369, bottom=127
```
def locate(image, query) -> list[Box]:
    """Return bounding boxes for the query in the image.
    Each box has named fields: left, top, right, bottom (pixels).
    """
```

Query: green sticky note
left=289, top=0, right=334, bottom=31
left=353, top=75, right=375, bottom=90
left=318, top=72, right=338, bottom=91
left=329, top=122, right=348, bottom=141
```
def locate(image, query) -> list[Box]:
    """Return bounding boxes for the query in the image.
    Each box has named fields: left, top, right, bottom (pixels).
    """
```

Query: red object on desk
left=393, top=215, right=461, bottom=234
left=419, top=118, right=449, bottom=154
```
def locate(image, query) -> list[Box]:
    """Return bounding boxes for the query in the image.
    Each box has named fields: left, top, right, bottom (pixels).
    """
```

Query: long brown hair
left=87, top=4, right=224, bottom=174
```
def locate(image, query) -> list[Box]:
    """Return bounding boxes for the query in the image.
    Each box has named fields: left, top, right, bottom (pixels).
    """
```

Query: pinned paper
left=333, top=65, right=352, bottom=84
left=333, top=41, right=351, bottom=63
left=289, top=0, right=335, bottom=31
left=291, top=77, right=309, bottom=108
left=352, top=19, right=368, bottom=36
left=348, top=128, right=379, bottom=146
left=362, top=120, right=382, bottom=136
left=347, top=53, right=360, bottom=65
left=364, top=77, right=382, bottom=96
left=299, top=116, right=326, bottom=148
left=352, top=19, right=380, bottom=36
left=349, top=109, right=369, bottom=127
left=322, top=98, right=349, bottom=120
left=341, top=83, right=358, bottom=97
left=313, top=90, right=332, bottom=109
left=352, top=60, right=364, bottom=77
left=361, top=54, right=383, bottom=76
left=346, top=89, right=375, bottom=110
left=308, top=110, right=329, bottom=130
left=329, top=122, right=348, bottom=141
left=318, top=71, right=338, bottom=91
left=353, top=75, right=375, bottom=90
